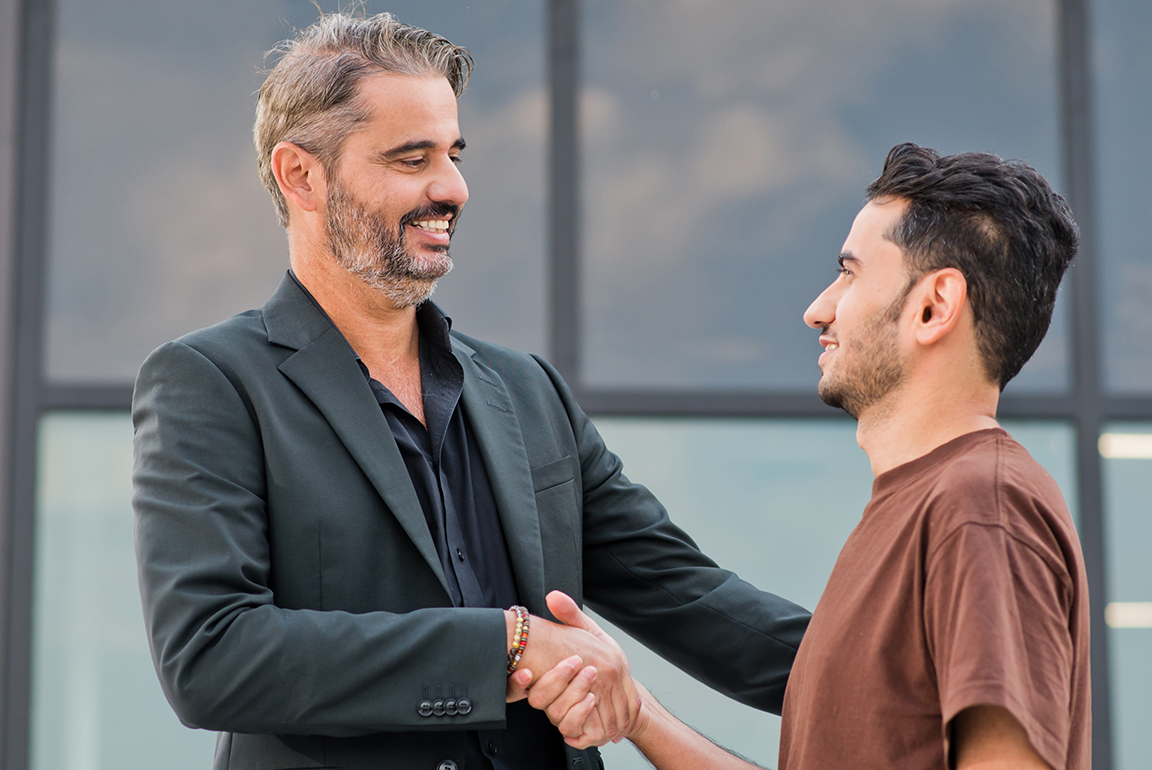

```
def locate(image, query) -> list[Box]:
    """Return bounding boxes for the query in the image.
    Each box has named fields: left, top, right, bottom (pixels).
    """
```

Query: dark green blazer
left=132, top=274, right=809, bottom=770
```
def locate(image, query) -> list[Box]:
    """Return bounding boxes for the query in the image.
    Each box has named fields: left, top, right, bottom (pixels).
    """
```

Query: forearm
left=148, top=598, right=510, bottom=734
left=628, top=686, right=767, bottom=770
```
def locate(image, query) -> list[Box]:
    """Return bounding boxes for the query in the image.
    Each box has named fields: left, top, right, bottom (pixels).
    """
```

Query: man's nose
left=429, top=158, right=469, bottom=209
left=803, top=284, right=836, bottom=330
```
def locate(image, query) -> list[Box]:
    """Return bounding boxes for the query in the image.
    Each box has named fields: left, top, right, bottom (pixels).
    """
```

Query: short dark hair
left=867, top=143, right=1079, bottom=389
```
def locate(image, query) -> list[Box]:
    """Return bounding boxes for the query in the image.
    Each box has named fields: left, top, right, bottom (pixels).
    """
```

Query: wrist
left=504, top=609, right=516, bottom=649
left=627, top=682, right=664, bottom=746
left=506, top=605, right=530, bottom=674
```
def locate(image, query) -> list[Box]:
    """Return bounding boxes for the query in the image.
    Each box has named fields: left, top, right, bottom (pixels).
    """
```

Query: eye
left=450, top=154, right=463, bottom=165
left=400, top=158, right=426, bottom=169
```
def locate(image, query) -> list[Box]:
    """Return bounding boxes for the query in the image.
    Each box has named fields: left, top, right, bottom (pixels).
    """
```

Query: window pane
left=588, top=417, right=1075, bottom=768
left=44, top=0, right=545, bottom=384
left=31, top=413, right=215, bottom=769
left=580, top=0, right=1065, bottom=393
left=1100, top=423, right=1152, bottom=770
left=1091, top=0, right=1152, bottom=393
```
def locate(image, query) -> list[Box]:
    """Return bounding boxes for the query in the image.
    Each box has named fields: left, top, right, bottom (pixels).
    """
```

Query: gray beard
left=324, top=181, right=454, bottom=308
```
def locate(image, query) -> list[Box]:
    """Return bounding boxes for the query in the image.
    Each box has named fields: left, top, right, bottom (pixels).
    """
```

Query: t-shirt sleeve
left=924, top=520, right=1074, bottom=770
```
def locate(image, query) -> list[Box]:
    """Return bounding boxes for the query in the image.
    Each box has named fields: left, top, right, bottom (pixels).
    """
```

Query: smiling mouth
left=411, top=219, right=450, bottom=234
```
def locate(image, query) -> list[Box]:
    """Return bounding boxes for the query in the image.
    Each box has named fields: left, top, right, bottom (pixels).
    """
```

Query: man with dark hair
left=519, top=143, right=1089, bottom=770
left=131, top=12, right=808, bottom=770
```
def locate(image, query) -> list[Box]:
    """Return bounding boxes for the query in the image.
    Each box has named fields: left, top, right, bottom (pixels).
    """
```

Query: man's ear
left=270, top=141, right=326, bottom=215
left=912, top=267, right=968, bottom=346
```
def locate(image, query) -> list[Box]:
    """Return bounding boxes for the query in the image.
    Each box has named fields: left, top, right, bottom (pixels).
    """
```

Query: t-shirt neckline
left=871, top=427, right=1008, bottom=498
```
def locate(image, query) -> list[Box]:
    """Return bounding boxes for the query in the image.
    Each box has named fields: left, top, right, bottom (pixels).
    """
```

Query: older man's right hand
left=504, top=591, right=640, bottom=746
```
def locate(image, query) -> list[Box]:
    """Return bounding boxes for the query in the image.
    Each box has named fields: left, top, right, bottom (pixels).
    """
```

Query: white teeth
left=826, top=343, right=839, bottom=351
left=413, top=219, right=449, bottom=233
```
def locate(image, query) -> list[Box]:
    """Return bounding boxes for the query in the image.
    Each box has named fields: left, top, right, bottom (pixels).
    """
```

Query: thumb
left=505, top=668, right=533, bottom=703
left=546, top=590, right=601, bottom=634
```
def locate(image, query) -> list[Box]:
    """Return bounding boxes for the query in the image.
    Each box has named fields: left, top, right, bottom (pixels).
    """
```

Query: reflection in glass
left=1092, top=0, right=1152, bottom=393
left=1101, top=423, right=1152, bottom=770
left=589, top=417, right=1075, bottom=770
left=30, top=413, right=216, bottom=770
left=581, top=0, right=1064, bottom=392
left=45, top=0, right=545, bottom=383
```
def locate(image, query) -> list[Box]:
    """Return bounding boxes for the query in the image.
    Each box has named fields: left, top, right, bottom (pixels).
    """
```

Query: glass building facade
left=0, top=1, right=1147, bottom=768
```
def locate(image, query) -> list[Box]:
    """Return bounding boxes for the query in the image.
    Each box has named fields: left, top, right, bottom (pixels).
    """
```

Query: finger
left=590, top=684, right=624, bottom=740
left=543, top=666, right=598, bottom=727
left=564, top=708, right=611, bottom=750
left=546, top=590, right=604, bottom=635
left=525, top=656, right=584, bottom=711
left=505, top=667, right=534, bottom=703
left=556, top=693, right=598, bottom=740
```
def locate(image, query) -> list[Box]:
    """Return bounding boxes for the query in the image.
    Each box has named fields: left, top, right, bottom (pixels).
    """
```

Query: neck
left=289, top=240, right=420, bottom=367
left=856, top=381, right=1001, bottom=477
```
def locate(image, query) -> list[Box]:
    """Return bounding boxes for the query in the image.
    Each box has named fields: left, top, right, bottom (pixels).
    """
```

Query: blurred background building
left=0, top=0, right=1148, bottom=768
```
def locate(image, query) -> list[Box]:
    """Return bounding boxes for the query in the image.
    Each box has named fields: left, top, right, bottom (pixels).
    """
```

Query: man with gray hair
left=132, top=12, right=808, bottom=770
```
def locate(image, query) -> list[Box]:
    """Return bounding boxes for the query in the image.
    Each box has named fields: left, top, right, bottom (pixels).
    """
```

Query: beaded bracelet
left=507, top=605, right=530, bottom=674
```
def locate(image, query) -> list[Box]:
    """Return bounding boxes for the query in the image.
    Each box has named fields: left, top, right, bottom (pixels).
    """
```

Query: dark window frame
left=0, top=1, right=1141, bottom=768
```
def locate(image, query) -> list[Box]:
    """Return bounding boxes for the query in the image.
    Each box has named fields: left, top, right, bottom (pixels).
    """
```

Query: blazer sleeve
left=530, top=356, right=811, bottom=715
left=132, top=340, right=509, bottom=736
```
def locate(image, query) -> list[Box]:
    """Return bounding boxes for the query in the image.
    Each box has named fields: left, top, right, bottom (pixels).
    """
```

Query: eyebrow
left=379, top=136, right=467, bottom=160
left=838, top=252, right=861, bottom=268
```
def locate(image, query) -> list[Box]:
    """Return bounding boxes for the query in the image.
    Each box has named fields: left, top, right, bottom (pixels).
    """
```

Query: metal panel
left=547, top=0, right=581, bottom=382
left=0, top=0, right=21, bottom=758
left=579, top=391, right=1090, bottom=419
left=3, top=0, right=52, bottom=767
left=1058, top=0, right=1112, bottom=765
left=41, top=384, right=133, bottom=411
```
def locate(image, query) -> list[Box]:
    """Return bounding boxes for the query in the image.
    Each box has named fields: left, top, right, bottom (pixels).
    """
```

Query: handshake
left=501, top=591, right=746, bottom=770
left=503, top=591, right=643, bottom=750
left=497, top=594, right=755, bottom=765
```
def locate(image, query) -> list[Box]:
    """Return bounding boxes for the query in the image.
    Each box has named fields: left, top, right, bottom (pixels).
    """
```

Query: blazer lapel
left=454, top=341, right=547, bottom=611
left=263, top=275, right=450, bottom=597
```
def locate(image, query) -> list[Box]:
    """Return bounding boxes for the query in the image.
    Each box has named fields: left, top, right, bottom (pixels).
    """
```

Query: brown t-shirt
left=779, top=429, right=1090, bottom=770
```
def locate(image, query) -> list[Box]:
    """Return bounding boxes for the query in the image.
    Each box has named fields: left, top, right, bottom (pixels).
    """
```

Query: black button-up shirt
left=355, top=300, right=564, bottom=770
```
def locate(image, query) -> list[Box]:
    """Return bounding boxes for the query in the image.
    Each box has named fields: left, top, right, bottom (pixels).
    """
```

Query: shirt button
left=487, top=741, right=498, bottom=754
left=456, top=548, right=465, bottom=562
left=437, top=762, right=458, bottom=770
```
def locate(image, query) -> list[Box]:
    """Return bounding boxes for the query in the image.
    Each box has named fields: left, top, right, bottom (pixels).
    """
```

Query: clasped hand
left=505, top=591, right=641, bottom=748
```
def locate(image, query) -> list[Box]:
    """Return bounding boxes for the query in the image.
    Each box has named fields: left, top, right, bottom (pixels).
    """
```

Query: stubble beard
left=324, top=175, right=455, bottom=309
left=817, top=293, right=910, bottom=420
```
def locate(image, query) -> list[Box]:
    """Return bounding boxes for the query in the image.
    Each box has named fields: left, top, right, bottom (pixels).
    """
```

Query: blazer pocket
left=530, top=456, right=582, bottom=595
left=530, top=455, right=575, bottom=492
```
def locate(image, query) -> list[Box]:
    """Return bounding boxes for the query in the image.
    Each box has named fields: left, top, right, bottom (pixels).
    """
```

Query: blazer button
left=456, top=698, right=472, bottom=715
left=444, top=698, right=457, bottom=716
left=437, top=761, right=458, bottom=770
left=417, top=700, right=433, bottom=717
left=432, top=699, right=446, bottom=716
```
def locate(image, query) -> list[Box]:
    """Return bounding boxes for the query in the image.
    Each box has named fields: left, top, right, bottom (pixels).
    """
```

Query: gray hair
left=254, top=12, right=474, bottom=227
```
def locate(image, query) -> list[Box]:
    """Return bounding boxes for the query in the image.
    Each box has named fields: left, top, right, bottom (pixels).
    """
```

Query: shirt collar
left=415, top=300, right=454, bottom=355
left=287, top=269, right=454, bottom=355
